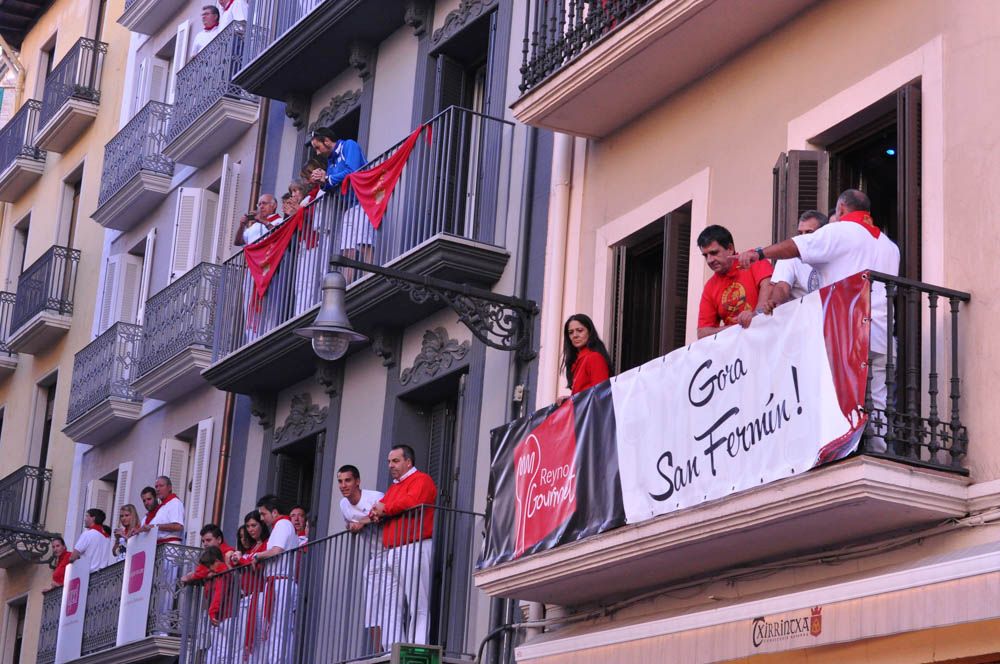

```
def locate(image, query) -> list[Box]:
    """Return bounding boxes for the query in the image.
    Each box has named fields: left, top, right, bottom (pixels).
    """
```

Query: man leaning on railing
left=250, top=495, right=301, bottom=664
left=368, top=444, right=438, bottom=649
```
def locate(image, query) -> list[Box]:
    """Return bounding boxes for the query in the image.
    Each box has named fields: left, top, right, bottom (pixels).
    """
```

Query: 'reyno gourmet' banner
left=482, top=273, right=870, bottom=566
left=116, top=528, right=158, bottom=646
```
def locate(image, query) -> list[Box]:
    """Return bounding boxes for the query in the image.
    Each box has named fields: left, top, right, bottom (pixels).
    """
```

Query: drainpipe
left=212, top=97, right=271, bottom=526
left=536, top=132, right=574, bottom=405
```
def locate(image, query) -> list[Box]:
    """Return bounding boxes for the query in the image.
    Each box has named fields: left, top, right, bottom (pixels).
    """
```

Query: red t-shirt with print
left=698, top=260, right=773, bottom=329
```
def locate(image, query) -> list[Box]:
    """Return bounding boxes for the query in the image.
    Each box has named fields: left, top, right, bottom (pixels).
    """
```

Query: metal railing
left=0, top=291, right=16, bottom=358
left=242, top=0, right=324, bottom=64
left=168, top=21, right=256, bottom=143
left=136, top=262, right=222, bottom=379
left=862, top=273, right=971, bottom=472
left=37, top=586, right=62, bottom=664
left=0, top=465, right=52, bottom=532
left=212, top=105, right=512, bottom=360
left=81, top=560, right=125, bottom=655
left=39, top=37, right=108, bottom=130
left=0, top=99, right=45, bottom=173
left=98, top=101, right=174, bottom=207
left=520, top=0, right=654, bottom=92
left=67, top=322, right=143, bottom=423
left=179, top=505, right=483, bottom=664
left=10, top=245, right=81, bottom=333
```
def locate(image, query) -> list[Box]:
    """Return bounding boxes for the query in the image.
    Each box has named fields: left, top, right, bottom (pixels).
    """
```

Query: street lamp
left=293, top=270, right=368, bottom=360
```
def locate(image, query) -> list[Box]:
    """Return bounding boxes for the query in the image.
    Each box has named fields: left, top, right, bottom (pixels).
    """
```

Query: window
left=3, top=596, right=26, bottom=664
left=167, top=22, right=191, bottom=106
left=7, top=214, right=29, bottom=291
left=610, top=204, right=692, bottom=374
left=35, top=34, right=56, bottom=98
left=31, top=377, right=57, bottom=470
left=99, top=252, right=143, bottom=332
left=59, top=167, right=83, bottom=249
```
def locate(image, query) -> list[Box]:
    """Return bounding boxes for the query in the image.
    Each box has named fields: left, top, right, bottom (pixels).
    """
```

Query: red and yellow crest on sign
left=809, top=606, right=822, bottom=637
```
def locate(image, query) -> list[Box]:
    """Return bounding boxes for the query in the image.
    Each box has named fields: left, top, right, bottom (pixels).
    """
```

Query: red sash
left=840, top=211, right=881, bottom=238
left=242, top=542, right=267, bottom=659
left=89, top=524, right=110, bottom=537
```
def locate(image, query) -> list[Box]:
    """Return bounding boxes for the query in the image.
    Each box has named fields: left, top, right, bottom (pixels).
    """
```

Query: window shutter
left=118, top=255, right=144, bottom=325
left=158, top=438, right=191, bottom=503
left=215, top=155, right=242, bottom=262
left=133, top=58, right=148, bottom=115
left=135, top=229, right=156, bottom=325
left=99, top=257, right=118, bottom=333
left=772, top=151, right=829, bottom=242
left=185, top=419, right=214, bottom=546
left=897, top=80, right=921, bottom=280
left=609, top=245, right=627, bottom=375
left=662, top=207, right=692, bottom=352
left=168, top=21, right=191, bottom=104
left=434, top=54, right=466, bottom=113
left=169, top=187, right=204, bottom=281
left=274, top=455, right=303, bottom=509
left=198, top=190, right=221, bottom=265
left=85, top=479, right=116, bottom=519
left=111, top=462, right=133, bottom=532
left=148, top=58, right=170, bottom=104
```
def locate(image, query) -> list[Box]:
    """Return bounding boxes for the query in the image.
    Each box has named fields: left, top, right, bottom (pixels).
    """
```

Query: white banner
left=54, top=563, right=89, bottom=664
left=613, top=292, right=857, bottom=522
left=116, top=527, right=159, bottom=646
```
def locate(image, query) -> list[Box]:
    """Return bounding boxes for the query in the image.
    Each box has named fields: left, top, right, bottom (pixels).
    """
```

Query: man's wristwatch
left=755, top=247, right=766, bottom=261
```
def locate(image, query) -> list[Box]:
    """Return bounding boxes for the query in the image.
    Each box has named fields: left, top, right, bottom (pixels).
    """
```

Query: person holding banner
left=46, top=537, right=71, bottom=590
left=69, top=508, right=112, bottom=572
left=112, top=504, right=141, bottom=562
left=697, top=224, right=773, bottom=338
left=561, top=314, right=613, bottom=396
left=140, top=476, right=185, bottom=544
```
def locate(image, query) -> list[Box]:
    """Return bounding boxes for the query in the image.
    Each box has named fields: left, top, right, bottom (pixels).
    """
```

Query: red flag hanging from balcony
left=342, top=123, right=431, bottom=230
left=244, top=209, right=305, bottom=325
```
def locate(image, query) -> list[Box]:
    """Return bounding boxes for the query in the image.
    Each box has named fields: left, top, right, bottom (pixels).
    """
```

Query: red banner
left=244, top=210, right=305, bottom=325
left=341, top=124, right=431, bottom=230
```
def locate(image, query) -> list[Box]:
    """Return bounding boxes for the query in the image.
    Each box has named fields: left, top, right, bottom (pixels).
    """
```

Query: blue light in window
left=885, top=148, right=897, bottom=156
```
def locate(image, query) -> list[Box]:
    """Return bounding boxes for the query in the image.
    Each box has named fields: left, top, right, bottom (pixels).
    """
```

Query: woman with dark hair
left=46, top=537, right=71, bottom=591
left=561, top=314, right=613, bottom=395
left=235, top=525, right=253, bottom=555
left=229, top=511, right=270, bottom=658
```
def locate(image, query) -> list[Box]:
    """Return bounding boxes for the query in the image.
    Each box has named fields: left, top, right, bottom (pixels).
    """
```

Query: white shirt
left=191, top=24, right=222, bottom=57
left=267, top=517, right=300, bottom=552
left=74, top=528, right=112, bottom=572
left=149, top=496, right=185, bottom=541
left=340, top=489, right=384, bottom=526
left=242, top=213, right=282, bottom=245
left=792, top=221, right=900, bottom=353
left=220, top=0, right=248, bottom=27
left=771, top=257, right=820, bottom=300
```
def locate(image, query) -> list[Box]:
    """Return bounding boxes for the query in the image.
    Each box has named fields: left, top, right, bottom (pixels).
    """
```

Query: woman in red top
left=561, top=314, right=613, bottom=395
left=47, top=537, right=71, bottom=591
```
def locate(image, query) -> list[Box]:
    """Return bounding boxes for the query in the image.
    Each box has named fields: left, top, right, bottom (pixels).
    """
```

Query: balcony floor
left=474, top=456, right=970, bottom=606
left=63, top=397, right=143, bottom=445
left=35, top=98, right=99, bottom=153
left=93, top=170, right=173, bottom=231
left=7, top=311, right=71, bottom=354
left=0, top=155, right=45, bottom=202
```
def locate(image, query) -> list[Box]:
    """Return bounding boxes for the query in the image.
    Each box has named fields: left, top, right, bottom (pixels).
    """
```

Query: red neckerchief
left=219, top=0, right=234, bottom=8
left=89, top=524, right=110, bottom=537
left=839, top=211, right=881, bottom=238
left=296, top=528, right=306, bottom=537
left=144, top=493, right=178, bottom=525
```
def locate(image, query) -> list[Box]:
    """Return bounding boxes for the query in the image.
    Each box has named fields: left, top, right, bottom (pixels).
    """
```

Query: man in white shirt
left=234, top=194, right=281, bottom=246
left=219, top=0, right=248, bottom=28
left=738, top=189, right=901, bottom=451
left=253, top=495, right=300, bottom=664
left=191, top=5, right=223, bottom=57
left=139, top=475, right=185, bottom=544
left=765, top=209, right=827, bottom=309
left=70, top=508, right=112, bottom=572
left=339, top=465, right=383, bottom=532
left=337, top=465, right=384, bottom=652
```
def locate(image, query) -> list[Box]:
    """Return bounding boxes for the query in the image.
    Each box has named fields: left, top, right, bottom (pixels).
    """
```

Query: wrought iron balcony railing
left=0, top=99, right=45, bottom=173
left=37, top=586, right=62, bottom=664
left=10, top=245, right=81, bottom=333
left=519, top=0, right=654, bottom=92
left=0, top=291, right=16, bottom=358
left=212, top=105, right=513, bottom=359
left=180, top=506, right=483, bottom=664
left=81, top=560, right=124, bottom=656
left=67, top=322, right=143, bottom=423
left=242, top=0, right=324, bottom=62
left=39, top=37, right=108, bottom=130
left=0, top=465, right=52, bottom=533
left=861, top=273, right=971, bottom=472
left=168, top=21, right=256, bottom=143
left=98, top=101, right=174, bottom=207
left=135, top=262, right=222, bottom=378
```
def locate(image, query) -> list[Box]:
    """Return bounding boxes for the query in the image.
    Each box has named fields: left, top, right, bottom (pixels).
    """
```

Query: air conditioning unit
left=390, top=643, right=442, bottom=664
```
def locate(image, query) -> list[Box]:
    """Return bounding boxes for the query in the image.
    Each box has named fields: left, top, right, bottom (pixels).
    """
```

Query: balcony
left=118, top=0, right=187, bottom=36
left=7, top=245, right=80, bottom=354
left=475, top=274, right=974, bottom=606
left=63, top=322, right=143, bottom=445
left=235, top=0, right=408, bottom=99
left=0, top=100, right=46, bottom=202
left=132, top=263, right=222, bottom=401
left=204, top=106, right=512, bottom=394
left=35, top=38, right=107, bottom=152
left=0, top=292, right=17, bottom=375
left=0, top=465, right=53, bottom=567
left=513, top=0, right=820, bottom=138
left=92, top=101, right=174, bottom=232
left=163, top=21, right=258, bottom=168
left=180, top=506, right=483, bottom=664
left=37, top=544, right=200, bottom=664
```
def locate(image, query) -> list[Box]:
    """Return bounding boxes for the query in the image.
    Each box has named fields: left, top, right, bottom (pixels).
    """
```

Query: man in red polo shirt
left=369, top=445, right=437, bottom=649
left=696, top=224, right=773, bottom=338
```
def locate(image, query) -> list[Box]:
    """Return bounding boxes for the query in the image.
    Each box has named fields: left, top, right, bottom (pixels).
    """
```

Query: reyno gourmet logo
left=752, top=606, right=822, bottom=648
left=513, top=402, right=578, bottom=558
left=65, top=578, right=81, bottom=617
left=128, top=551, right=146, bottom=594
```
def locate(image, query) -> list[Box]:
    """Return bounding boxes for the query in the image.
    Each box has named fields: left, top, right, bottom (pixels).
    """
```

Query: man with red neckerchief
left=139, top=475, right=185, bottom=544
left=737, top=188, right=900, bottom=451
left=69, top=508, right=112, bottom=572
left=180, top=524, right=235, bottom=585
left=251, top=495, right=300, bottom=664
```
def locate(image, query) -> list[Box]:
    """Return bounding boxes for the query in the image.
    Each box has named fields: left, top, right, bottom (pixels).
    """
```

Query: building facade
left=474, top=0, right=1000, bottom=662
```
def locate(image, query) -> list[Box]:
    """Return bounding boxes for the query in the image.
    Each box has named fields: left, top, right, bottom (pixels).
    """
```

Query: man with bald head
left=234, top=193, right=282, bottom=246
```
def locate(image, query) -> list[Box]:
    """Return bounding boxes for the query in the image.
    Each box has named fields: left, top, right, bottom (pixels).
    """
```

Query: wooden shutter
left=661, top=206, right=691, bottom=352
left=897, top=80, right=921, bottom=280
left=118, top=255, right=144, bottom=325
left=434, top=54, right=466, bottom=113
left=168, top=21, right=191, bottom=105
left=133, top=57, right=148, bottom=115
left=274, top=454, right=303, bottom=509
left=169, top=187, right=204, bottom=281
left=215, top=155, right=242, bottom=262
left=148, top=57, right=170, bottom=104
left=110, top=462, right=133, bottom=531
left=609, top=244, right=627, bottom=375
left=772, top=150, right=829, bottom=243
left=185, top=418, right=214, bottom=546
left=135, top=229, right=156, bottom=325
left=158, top=438, right=191, bottom=501
left=98, top=257, right=118, bottom=332
left=85, top=479, right=115, bottom=518
left=198, top=190, right=220, bottom=264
